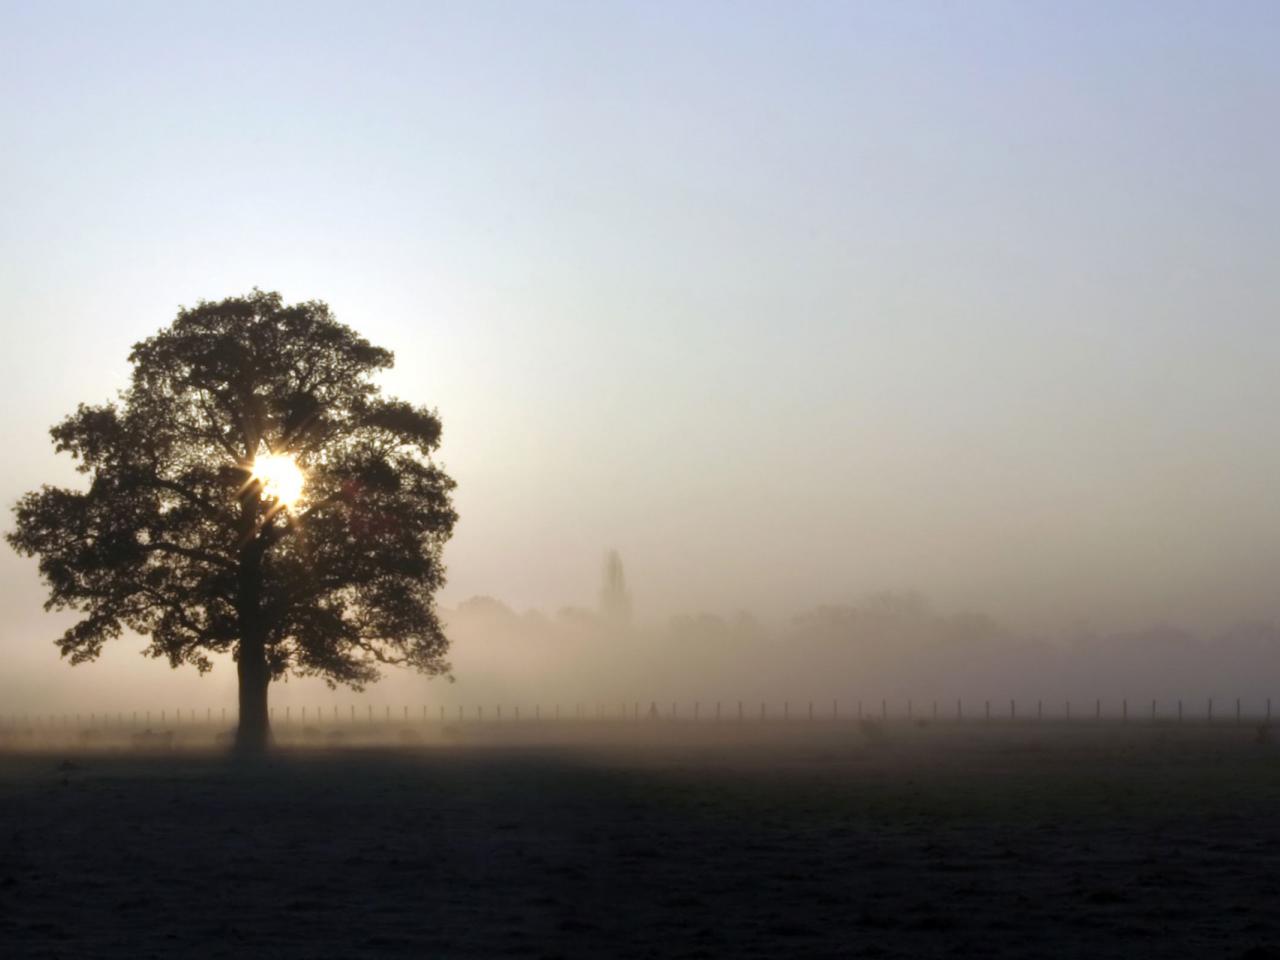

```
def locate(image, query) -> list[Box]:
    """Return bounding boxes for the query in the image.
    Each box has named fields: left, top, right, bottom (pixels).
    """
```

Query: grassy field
left=2, top=721, right=1279, bottom=958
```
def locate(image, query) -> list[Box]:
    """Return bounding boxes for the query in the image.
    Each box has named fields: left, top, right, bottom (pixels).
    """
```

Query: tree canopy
left=7, top=290, right=457, bottom=748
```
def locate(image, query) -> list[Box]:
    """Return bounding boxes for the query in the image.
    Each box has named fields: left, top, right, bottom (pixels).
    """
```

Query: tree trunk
left=234, top=631, right=271, bottom=754
left=234, top=474, right=272, bottom=755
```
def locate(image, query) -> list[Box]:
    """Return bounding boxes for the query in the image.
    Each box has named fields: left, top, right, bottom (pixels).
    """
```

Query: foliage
left=7, top=290, right=457, bottom=690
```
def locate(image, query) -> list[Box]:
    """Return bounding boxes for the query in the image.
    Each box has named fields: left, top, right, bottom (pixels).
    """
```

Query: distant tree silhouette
left=7, top=291, right=457, bottom=753
left=599, top=549, right=631, bottom=625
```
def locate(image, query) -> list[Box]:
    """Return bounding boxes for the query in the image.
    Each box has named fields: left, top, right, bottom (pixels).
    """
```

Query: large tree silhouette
left=7, top=291, right=457, bottom=752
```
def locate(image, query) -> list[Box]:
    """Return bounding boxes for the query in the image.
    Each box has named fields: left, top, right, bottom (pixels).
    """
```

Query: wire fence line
left=1, top=696, right=1275, bottom=731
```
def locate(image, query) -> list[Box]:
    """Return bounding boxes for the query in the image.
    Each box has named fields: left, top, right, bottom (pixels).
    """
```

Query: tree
left=598, top=549, right=632, bottom=625
left=6, top=291, right=458, bottom=753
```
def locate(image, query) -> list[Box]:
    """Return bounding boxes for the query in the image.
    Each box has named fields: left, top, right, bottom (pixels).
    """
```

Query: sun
left=251, top=453, right=306, bottom=509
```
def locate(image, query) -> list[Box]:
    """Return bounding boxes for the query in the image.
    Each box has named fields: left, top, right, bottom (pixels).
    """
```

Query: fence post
left=784, top=701, right=789, bottom=721
left=738, top=700, right=743, bottom=722
left=1122, top=699, right=1127, bottom=723
left=1178, top=699, right=1183, bottom=723
left=907, top=699, right=913, bottom=720
left=956, top=698, right=962, bottom=721
left=808, top=701, right=813, bottom=721
left=932, top=700, right=938, bottom=721
left=881, top=699, right=887, bottom=721
left=984, top=700, right=990, bottom=723
left=833, top=699, right=838, bottom=720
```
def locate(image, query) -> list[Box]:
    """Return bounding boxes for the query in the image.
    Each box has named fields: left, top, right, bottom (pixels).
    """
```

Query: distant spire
left=599, top=549, right=632, bottom=625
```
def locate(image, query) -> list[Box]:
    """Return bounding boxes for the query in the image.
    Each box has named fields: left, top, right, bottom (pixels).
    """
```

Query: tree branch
left=144, top=540, right=235, bottom=570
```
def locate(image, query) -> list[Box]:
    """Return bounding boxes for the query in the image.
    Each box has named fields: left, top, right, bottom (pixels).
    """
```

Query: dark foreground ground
left=2, top=721, right=1280, bottom=959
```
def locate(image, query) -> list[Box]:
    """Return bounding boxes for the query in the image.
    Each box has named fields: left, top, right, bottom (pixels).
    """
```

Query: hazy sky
left=3, top=0, right=1279, bottom=691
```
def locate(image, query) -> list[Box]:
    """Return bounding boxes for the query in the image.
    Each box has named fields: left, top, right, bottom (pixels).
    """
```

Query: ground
left=1, top=721, right=1279, bottom=958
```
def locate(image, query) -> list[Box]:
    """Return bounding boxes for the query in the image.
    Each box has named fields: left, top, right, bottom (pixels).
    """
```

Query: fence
left=1, top=696, right=1274, bottom=732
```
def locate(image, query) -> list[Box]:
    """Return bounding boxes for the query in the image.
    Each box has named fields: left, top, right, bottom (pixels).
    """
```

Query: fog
left=441, top=587, right=1280, bottom=713
left=4, top=551, right=1279, bottom=719
left=4, top=2, right=1280, bottom=715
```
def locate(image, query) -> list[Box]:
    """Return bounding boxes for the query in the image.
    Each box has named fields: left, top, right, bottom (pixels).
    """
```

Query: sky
left=2, top=1, right=1279, bottom=708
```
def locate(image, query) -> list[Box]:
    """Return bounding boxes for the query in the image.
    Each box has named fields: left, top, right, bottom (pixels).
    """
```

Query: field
left=2, top=720, right=1279, bottom=958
